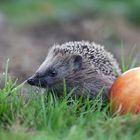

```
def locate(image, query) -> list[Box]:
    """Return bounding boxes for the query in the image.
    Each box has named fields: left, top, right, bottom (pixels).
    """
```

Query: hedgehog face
left=27, top=53, right=83, bottom=90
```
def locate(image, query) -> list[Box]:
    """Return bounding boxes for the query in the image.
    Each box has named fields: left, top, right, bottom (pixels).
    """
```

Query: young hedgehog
left=27, top=41, right=121, bottom=99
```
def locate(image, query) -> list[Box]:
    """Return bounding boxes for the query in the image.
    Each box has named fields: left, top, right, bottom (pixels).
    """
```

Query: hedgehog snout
left=27, top=74, right=47, bottom=87
left=27, top=75, right=37, bottom=86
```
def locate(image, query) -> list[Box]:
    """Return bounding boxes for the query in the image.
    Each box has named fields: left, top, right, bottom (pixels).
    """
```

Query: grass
left=1, top=80, right=140, bottom=140
left=0, top=53, right=140, bottom=140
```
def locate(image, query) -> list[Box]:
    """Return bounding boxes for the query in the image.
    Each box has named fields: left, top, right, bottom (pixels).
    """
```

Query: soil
left=0, top=15, right=140, bottom=82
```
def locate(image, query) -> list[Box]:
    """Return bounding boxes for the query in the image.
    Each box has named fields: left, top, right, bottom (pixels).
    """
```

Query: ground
left=0, top=15, right=140, bottom=82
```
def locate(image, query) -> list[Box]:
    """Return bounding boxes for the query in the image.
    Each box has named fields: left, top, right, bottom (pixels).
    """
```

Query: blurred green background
left=0, top=0, right=140, bottom=81
left=0, top=0, right=140, bottom=25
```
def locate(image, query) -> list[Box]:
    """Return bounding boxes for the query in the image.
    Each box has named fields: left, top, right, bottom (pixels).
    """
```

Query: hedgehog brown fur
left=27, top=41, right=121, bottom=99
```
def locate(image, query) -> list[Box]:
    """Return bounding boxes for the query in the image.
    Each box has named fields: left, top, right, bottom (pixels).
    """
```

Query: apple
left=110, top=67, right=140, bottom=114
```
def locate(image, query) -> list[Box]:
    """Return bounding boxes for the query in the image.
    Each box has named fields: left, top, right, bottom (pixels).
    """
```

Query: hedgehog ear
left=72, top=55, right=83, bottom=71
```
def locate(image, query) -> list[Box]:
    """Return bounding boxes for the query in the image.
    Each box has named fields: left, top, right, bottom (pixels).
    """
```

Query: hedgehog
left=27, top=41, right=121, bottom=99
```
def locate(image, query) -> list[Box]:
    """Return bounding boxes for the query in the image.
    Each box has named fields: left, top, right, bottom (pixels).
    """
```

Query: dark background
left=0, top=0, right=140, bottom=82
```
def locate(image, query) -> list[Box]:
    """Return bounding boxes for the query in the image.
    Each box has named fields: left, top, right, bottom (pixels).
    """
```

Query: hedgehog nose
left=27, top=76, right=36, bottom=85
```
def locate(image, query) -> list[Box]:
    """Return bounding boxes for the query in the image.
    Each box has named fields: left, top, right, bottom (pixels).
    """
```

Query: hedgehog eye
left=48, top=69, right=57, bottom=77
